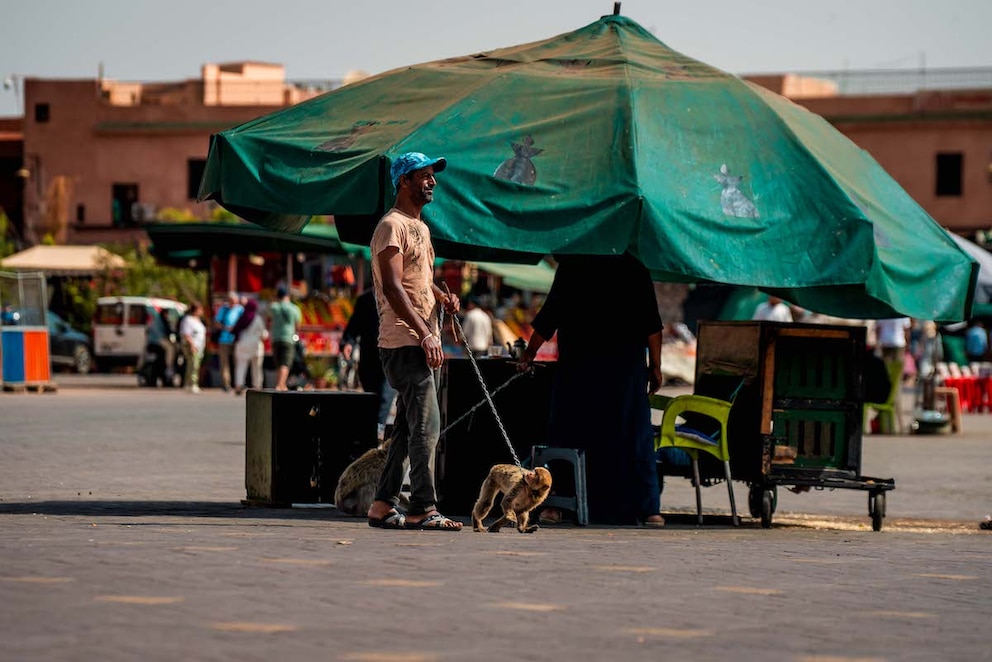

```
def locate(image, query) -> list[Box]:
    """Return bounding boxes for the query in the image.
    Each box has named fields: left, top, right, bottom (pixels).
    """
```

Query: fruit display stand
left=297, top=296, right=353, bottom=358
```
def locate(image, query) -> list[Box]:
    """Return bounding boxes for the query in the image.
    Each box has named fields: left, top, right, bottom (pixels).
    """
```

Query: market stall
left=145, top=220, right=359, bottom=361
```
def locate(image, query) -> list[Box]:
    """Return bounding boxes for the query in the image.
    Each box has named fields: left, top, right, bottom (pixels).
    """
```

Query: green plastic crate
left=774, top=337, right=853, bottom=400
left=771, top=407, right=852, bottom=470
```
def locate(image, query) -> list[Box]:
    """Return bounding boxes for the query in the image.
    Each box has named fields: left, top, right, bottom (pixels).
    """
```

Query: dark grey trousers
left=374, top=346, right=441, bottom=515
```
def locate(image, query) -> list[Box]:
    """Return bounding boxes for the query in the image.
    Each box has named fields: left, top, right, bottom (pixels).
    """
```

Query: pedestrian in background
left=268, top=286, right=302, bottom=391
left=752, top=295, right=793, bottom=322
left=876, top=317, right=911, bottom=365
left=232, top=298, right=267, bottom=395
left=144, top=307, right=177, bottom=382
left=213, top=292, right=243, bottom=392
left=965, top=319, right=988, bottom=363
left=461, top=295, right=494, bottom=357
left=341, top=289, right=397, bottom=427
left=179, top=301, right=206, bottom=394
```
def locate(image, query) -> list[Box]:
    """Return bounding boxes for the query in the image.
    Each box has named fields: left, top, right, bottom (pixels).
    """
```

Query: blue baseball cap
left=390, top=152, right=447, bottom=189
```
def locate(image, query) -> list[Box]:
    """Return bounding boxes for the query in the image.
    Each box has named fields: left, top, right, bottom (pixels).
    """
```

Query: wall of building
left=799, top=92, right=992, bottom=233
left=200, top=62, right=306, bottom=106
left=20, top=77, right=298, bottom=243
left=746, top=76, right=992, bottom=234
left=0, top=118, right=24, bottom=237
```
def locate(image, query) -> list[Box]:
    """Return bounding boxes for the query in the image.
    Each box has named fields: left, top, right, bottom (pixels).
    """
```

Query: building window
left=34, top=103, right=50, bottom=123
left=111, top=183, right=139, bottom=227
left=76, top=204, right=86, bottom=223
left=187, top=159, right=207, bottom=200
left=936, top=153, right=963, bottom=197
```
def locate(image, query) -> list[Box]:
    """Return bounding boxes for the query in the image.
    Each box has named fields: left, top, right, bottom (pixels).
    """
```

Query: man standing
left=268, top=286, right=302, bottom=391
left=366, top=152, right=462, bottom=531
left=965, top=320, right=988, bottom=363
left=179, top=301, right=206, bottom=394
left=461, top=296, right=494, bottom=358
left=873, top=316, right=911, bottom=434
left=752, top=295, right=793, bottom=323
left=875, top=317, right=911, bottom=365
left=213, top=292, right=243, bottom=392
left=341, top=289, right=397, bottom=427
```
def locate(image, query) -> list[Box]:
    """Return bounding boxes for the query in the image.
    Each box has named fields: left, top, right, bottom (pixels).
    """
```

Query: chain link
left=441, top=303, right=524, bottom=467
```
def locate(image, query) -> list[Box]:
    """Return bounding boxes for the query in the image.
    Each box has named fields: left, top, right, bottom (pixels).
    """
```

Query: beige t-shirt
left=370, top=208, right=439, bottom=348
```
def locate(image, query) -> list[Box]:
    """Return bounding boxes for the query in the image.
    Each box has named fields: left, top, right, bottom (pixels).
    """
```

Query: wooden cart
left=688, top=321, right=895, bottom=530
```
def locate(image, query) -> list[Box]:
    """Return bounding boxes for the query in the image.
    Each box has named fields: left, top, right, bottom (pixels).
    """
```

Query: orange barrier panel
left=23, top=330, right=51, bottom=382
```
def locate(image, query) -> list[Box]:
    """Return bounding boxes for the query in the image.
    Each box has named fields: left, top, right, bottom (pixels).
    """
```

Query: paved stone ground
left=1, top=379, right=989, bottom=661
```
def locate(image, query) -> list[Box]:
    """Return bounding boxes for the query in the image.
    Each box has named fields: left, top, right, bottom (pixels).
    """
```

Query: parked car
left=92, top=296, right=186, bottom=370
left=48, top=311, right=94, bottom=374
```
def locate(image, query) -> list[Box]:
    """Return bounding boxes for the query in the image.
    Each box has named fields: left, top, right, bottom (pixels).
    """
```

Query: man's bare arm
left=648, top=330, right=664, bottom=393
left=378, top=246, right=443, bottom=367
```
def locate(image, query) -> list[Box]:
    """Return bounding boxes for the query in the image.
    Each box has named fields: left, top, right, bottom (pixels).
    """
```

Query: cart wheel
left=869, top=492, right=886, bottom=532
left=748, top=485, right=762, bottom=519
left=761, top=490, right=774, bottom=528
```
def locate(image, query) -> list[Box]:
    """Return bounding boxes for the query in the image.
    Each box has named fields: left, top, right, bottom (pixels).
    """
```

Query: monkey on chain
left=335, top=438, right=408, bottom=516
left=472, top=464, right=553, bottom=533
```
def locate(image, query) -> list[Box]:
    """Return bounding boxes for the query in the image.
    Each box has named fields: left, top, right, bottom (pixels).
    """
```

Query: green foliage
left=51, top=244, right=207, bottom=334
left=97, top=243, right=207, bottom=304
left=322, top=366, right=339, bottom=386
left=0, top=208, right=17, bottom=258
left=156, top=207, right=199, bottom=222
left=305, top=355, right=331, bottom=381
left=210, top=206, right=239, bottom=223
left=59, top=279, right=99, bottom=335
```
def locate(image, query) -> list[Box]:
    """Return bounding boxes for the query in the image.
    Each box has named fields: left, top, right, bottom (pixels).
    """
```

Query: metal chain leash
left=440, top=292, right=523, bottom=467
left=439, top=368, right=529, bottom=438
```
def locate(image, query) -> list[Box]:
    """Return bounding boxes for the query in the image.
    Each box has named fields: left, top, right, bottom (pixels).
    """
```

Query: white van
left=93, top=296, right=187, bottom=369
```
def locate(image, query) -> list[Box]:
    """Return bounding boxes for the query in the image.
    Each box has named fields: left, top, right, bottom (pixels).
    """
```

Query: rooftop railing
left=743, top=67, right=992, bottom=96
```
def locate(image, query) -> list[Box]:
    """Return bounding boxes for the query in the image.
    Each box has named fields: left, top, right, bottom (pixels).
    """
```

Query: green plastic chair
left=864, top=360, right=904, bottom=434
left=650, top=393, right=739, bottom=526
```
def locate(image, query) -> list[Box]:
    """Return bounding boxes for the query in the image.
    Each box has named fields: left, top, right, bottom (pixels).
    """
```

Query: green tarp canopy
left=716, top=287, right=767, bottom=322
left=199, top=14, right=977, bottom=321
left=474, top=260, right=556, bottom=293
left=144, top=221, right=357, bottom=264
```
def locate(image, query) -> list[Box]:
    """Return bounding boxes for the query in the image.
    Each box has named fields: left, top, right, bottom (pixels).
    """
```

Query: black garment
left=863, top=349, right=892, bottom=404
left=532, top=254, right=663, bottom=359
left=342, top=290, right=387, bottom=395
left=532, top=253, right=664, bottom=524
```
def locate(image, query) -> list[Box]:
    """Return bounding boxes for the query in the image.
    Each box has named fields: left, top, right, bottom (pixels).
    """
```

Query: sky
left=2, top=0, right=990, bottom=116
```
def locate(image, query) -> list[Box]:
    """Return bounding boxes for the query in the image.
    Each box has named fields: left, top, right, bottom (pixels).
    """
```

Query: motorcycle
left=137, top=336, right=185, bottom=388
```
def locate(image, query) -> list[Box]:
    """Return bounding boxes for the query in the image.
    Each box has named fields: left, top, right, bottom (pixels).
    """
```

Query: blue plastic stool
left=529, top=446, right=589, bottom=526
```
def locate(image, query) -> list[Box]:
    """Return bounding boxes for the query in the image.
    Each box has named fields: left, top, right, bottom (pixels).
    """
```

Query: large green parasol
left=199, top=13, right=977, bottom=321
